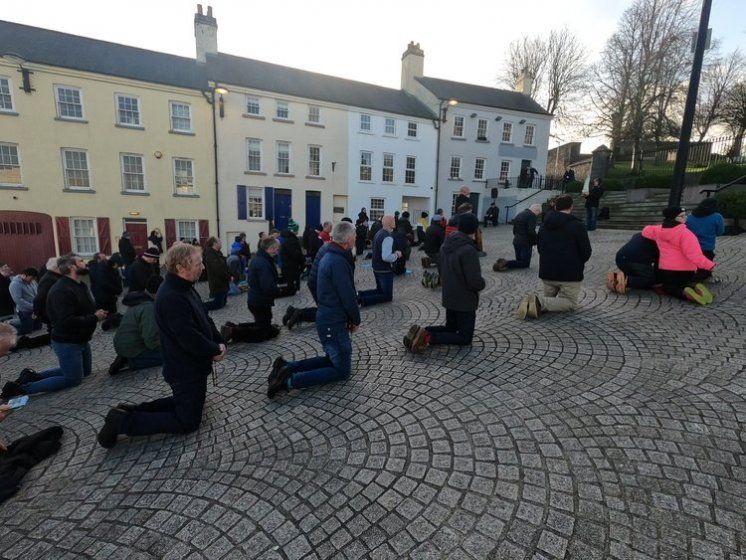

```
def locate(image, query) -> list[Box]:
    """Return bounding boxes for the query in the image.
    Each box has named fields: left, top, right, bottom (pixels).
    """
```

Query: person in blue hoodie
left=267, top=222, right=360, bottom=398
left=686, top=197, right=724, bottom=280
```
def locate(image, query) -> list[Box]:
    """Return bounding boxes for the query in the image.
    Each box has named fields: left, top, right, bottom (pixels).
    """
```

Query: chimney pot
left=207, top=5, right=212, bottom=16
left=197, top=4, right=203, bottom=14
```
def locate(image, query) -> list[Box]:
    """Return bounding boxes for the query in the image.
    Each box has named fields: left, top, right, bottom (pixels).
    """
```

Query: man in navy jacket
left=97, top=243, right=226, bottom=448
left=268, top=222, right=360, bottom=398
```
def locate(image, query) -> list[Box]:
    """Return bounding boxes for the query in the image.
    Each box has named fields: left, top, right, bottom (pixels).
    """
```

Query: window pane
left=360, top=151, right=372, bottom=181
left=502, top=123, right=512, bottom=142
left=122, top=154, right=145, bottom=191
left=449, top=157, right=461, bottom=179
left=72, top=218, right=97, bottom=254
left=370, top=198, right=384, bottom=221
left=276, top=101, right=289, bottom=119
left=171, top=102, right=191, bottom=131
left=474, top=158, right=485, bottom=180
left=360, top=114, right=371, bottom=131
left=0, top=144, right=21, bottom=184
left=524, top=125, right=535, bottom=145
left=382, top=153, right=394, bottom=183
left=308, top=146, right=321, bottom=176
left=477, top=119, right=488, bottom=140
left=405, top=156, right=416, bottom=184
left=248, top=187, right=263, bottom=218
left=247, top=97, right=260, bottom=115
left=174, top=159, right=194, bottom=194
left=117, top=95, right=140, bottom=125
left=277, top=142, right=290, bottom=173
left=177, top=221, right=197, bottom=241
left=308, top=106, right=320, bottom=123
left=247, top=139, right=262, bottom=171
left=408, top=122, right=417, bottom=137
left=57, top=87, right=83, bottom=119
left=0, top=78, right=12, bottom=111
left=385, top=118, right=396, bottom=135
left=453, top=116, right=464, bottom=137
left=63, top=150, right=90, bottom=188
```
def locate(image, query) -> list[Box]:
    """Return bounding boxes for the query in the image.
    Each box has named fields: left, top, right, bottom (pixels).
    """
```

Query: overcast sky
left=4, top=0, right=745, bottom=150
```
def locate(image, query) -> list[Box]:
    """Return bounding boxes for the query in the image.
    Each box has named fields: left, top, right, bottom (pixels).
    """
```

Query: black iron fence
left=615, top=135, right=746, bottom=172
left=485, top=175, right=564, bottom=190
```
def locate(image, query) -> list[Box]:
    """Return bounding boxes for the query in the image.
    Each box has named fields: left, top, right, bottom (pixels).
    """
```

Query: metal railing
left=485, top=175, right=564, bottom=190
left=700, top=174, right=746, bottom=198
left=615, top=135, right=746, bottom=173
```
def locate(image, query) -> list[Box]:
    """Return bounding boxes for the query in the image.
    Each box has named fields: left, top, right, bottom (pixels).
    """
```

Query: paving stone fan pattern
left=0, top=228, right=745, bottom=560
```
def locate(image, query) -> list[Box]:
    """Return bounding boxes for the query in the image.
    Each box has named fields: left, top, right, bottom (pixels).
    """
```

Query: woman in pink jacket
left=642, top=207, right=715, bottom=304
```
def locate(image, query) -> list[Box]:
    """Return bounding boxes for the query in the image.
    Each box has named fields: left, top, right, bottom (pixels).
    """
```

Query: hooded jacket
left=537, top=211, right=592, bottom=282
left=9, top=276, right=37, bottom=314
left=642, top=223, right=714, bottom=272
left=114, top=291, right=160, bottom=358
left=203, top=246, right=230, bottom=294
left=247, top=249, right=280, bottom=307
left=423, top=220, right=446, bottom=256
left=686, top=204, right=724, bottom=252
left=279, top=230, right=304, bottom=275
left=89, top=260, right=122, bottom=307
left=439, top=231, right=485, bottom=312
left=512, top=208, right=538, bottom=246
left=33, top=270, right=62, bottom=323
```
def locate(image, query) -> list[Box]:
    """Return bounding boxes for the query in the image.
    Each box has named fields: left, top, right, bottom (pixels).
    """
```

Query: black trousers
left=426, top=310, right=476, bottom=346
left=124, top=378, right=207, bottom=436
left=657, top=269, right=696, bottom=299
left=0, top=426, right=63, bottom=503
left=616, top=255, right=657, bottom=290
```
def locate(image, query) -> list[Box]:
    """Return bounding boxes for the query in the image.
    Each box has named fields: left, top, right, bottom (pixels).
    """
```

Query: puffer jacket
left=439, top=232, right=485, bottom=312
left=642, top=223, right=714, bottom=272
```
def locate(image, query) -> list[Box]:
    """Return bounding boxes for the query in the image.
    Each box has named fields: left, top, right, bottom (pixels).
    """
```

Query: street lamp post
left=433, top=98, right=458, bottom=213
left=669, top=0, right=712, bottom=208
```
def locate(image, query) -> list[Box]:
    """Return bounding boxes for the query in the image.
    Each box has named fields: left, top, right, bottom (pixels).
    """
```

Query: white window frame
left=449, top=156, right=462, bottom=180
left=277, top=141, right=291, bottom=174
left=61, top=148, right=92, bottom=190
left=359, top=151, right=372, bottom=181
left=474, top=157, right=486, bottom=180
left=308, top=105, right=320, bottom=124
left=524, top=124, right=536, bottom=146
left=407, top=121, right=418, bottom=138
left=246, top=96, right=260, bottom=115
left=502, top=122, right=513, bottom=143
left=176, top=220, right=198, bottom=242
left=405, top=156, right=416, bottom=185
left=115, top=93, right=141, bottom=127
left=384, top=118, right=396, bottom=135
left=451, top=193, right=460, bottom=215
left=452, top=116, right=464, bottom=138
left=370, top=197, right=385, bottom=221
left=120, top=153, right=146, bottom=192
left=382, top=153, right=394, bottom=183
left=0, top=143, right=22, bottom=187
left=477, top=119, right=488, bottom=141
left=173, top=158, right=195, bottom=195
left=55, top=85, right=85, bottom=121
left=276, top=100, right=290, bottom=120
left=359, top=113, right=372, bottom=132
left=0, top=77, right=15, bottom=113
left=247, top=186, right=264, bottom=219
left=70, top=217, right=99, bottom=256
left=169, top=101, right=193, bottom=133
left=308, top=145, right=321, bottom=177
left=499, top=160, right=511, bottom=183
left=247, top=138, right=262, bottom=172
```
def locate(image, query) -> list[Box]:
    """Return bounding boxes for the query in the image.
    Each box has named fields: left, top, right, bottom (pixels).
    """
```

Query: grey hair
left=331, top=221, right=355, bottom=244
left=529, top=203, right=543, bottom=213
left=57, top=253, right=80, bottom=276
left=259, top=237, right=279, bottom=252
left=45, top=257, right=60, bottom=273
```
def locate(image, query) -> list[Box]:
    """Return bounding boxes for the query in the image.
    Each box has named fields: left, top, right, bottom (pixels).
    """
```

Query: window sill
left=501, top=141, right=514, bottom=145
left=405, top=137, right=419, bottom=141
left=0, top=111, right=19, bottom=117
left=55, top=117, right=88, bottom=124
left=305, top=175, right=326, bottom=180
left=403, top=183, right=418, bottom=187
left=243, top=114, right=265, bottom=120
left=0, top=184, right=27, bottom=190
left=472, top=179, right=487, bottom=183
left=382, top=134, right=397, bottom=138
left=272, top=118, right=294, bottom=124
left=170, top=129, right=195, bottom=136
left=476, top=139, right=490, bottom=143
left=244, top=170, right=267, bottom=176
left=305, top=122, right=325, bottom=128
left=358, top=180, right=374, bottom=184
left=447, top=178, right=464, bottom=182
left=63, top=188, right=96, bottom=193
left=273, top=173, right=295, bottom=177
left=173, top=193, right=200, bottom=198
left=115, top=124, right=145, bottom=131
left=451, top=136, right=466, bottom=141
left=358, top=130, right=373, bottom=135
left=523, top=143, right=535, bottom=147
left=121, top=190, right=150, bottom=196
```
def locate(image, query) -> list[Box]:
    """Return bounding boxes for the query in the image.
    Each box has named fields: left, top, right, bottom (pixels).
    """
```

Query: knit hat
left=457, top=213, right=479, bottom=235
left=287, top=219, right=299, bottom=233
left=142, top=248, right=161, bottom=259
left=662, top=206, right=685, bottom=220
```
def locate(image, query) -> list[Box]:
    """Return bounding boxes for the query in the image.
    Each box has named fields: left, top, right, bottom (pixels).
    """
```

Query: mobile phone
left=7, top=396, right=29, bottom=409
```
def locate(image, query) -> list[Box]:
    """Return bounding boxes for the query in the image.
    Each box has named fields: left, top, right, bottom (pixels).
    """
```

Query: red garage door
left=0, top=211, right=56, bottom=271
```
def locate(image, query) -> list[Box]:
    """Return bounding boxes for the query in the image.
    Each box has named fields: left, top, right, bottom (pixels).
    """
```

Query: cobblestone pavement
left=1, top=228, right=745, bottom=560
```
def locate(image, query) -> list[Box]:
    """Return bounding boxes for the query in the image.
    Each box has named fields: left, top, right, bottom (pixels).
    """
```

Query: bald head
left=529, top=204, right=543, bottom=215
left=459, top=185, right=470, bottom=196
left=381, top=215, right=396, bottom=231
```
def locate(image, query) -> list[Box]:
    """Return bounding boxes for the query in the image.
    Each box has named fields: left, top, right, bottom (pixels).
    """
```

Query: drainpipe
left=201, top=88, right=221, bottom=241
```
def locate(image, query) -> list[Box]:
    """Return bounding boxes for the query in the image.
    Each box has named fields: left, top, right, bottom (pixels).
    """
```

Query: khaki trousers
left=537, top=280, right=581, bottom=312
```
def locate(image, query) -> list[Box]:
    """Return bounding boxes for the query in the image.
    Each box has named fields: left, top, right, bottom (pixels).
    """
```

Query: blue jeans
left=506, top=241, right=532, bottom=269
left=123, top=377, right=207, bottom=436
left=426, top=310, right=476, bottom=346
left=128, top=348, right=164, bottom=370
left=11, top=311, right=42, bottom=336
left=24, top=341, right=92, bottom=394
left=586, top=207, right=598, bottom=231
left=204, top=291, right=228, bottom=311
left=286, top=325, right=352, bottom=389
left=358, top=271, right=394, bottom=307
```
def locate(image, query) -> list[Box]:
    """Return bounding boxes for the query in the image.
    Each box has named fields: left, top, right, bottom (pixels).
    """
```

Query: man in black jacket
left=203, top=237, right=230, bottom=311
left=405, top=213, right=485, bottom=351
left=1, top=254, right=108, bottom=400
left=89, top=253, right=123, bottom=330
left=422, top=217, right=446, bottom=269
left=0, top=263, right=13, bottom=318
left=279, top=220, right=304, bottom=293
left=127, top=248, right=161, bottom=293
left=97, top=243, right=226, bottom=448
left=494, top=204, right=542, bottom=271
left=583, top=178, right=604, bottom=231
left=518, top=195, right=592, bottom=319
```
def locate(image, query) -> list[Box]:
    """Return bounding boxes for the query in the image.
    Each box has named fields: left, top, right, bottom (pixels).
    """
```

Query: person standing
left=455, top=186, right=471, bottom=210
left=1, top=254, right=108, bottom=399
left=147, top=229, right=164, bottom=254
left=358, top=215, right=401, bottom=307
left=203, top=237, right=230, bottom=311
left=494, top=204, right=542, bottom=271
left=583, top=178, right=604, bottom=232
left=128, top=248, right=161, bottom=293
left=406, top=213, right=485, bottom=352
left=517, top=195, right=592, bottom=319
left=97, top=243, right=226, bottom=448
left=118, top=232, right=136, bottom=285
left=9, top=268, right=41, bottom=336
left=268, top=222, right=360, bottom=398
left=279, top=220, right=304, bottom=294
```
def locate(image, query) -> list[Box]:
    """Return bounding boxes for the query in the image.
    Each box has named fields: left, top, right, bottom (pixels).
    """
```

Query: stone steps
left=568, top=192, right=676, bottom=231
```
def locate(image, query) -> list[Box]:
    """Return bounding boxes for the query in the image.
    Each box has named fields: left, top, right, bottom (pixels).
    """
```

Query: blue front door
left=305, top=191, right=321, bottom=230
left=273, top=189, right=292, bottom=231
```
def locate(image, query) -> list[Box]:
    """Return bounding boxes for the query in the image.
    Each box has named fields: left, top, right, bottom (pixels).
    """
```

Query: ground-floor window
left=370, top=198, right=385, bottom=221
left=71, top=217, right=98, bottom=255
left=177, top=220, right=198, bottom=242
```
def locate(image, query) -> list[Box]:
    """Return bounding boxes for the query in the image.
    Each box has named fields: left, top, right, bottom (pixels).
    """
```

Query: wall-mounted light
left=470, top=113, right=477, bottom=118
left=447, top=99, right=458, bottom=106
left=215, top=86, right=229, bottom=118
left=494, top=116, right=502, bottom=122
left=129, top=211, right=140, bottom=216
left=519, top=119, right=526, bottom=124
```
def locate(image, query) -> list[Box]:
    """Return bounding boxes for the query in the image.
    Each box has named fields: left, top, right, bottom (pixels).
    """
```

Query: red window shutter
left=164, top=219, right=176, bottom=249
left=198, top=220, right=209, bottom=248
left=55, top=217, right=71, bottom=255
left=97, top=217, right=111, bottom=254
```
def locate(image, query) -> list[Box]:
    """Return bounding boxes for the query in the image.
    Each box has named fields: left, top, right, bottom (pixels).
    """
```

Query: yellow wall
left=0, top=60, right=216, bottom=254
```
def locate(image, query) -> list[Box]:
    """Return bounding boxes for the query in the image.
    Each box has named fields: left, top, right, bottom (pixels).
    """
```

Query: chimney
left=401, top=41, right=424, bottom=94
left=515, top=68, right=534, bottom=96
left=194, top=4, right=218, bottom=63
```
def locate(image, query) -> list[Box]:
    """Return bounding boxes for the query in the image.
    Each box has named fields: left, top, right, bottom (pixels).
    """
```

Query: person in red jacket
left=641, top=207, right=715, bottom=304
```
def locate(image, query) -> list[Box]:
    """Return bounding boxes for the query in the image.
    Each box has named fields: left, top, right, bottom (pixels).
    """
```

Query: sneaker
left=97, top=408, right=128, bottom=449
left=694, top=283, right=713, bottom=304
left=267, top=366, right=292, bottom=398
left=605, top=271, right=616, bottom=292
left=220, top=324, right=234, bottom=344
left=409, top=327, right=430, bottom=353
left=615, top=271, right=627, bottom=295
left=403, top=324, right=420, bottom=350
left=108, top=355, right=128, bottom=376
left=16, top=368, right=41, bottom=384
left=268, top=357, right=287, bottom=386
left=517, top=296, right=530, bottom=320
left=287, top=308, right=303, bottom=330
left=527, top=295, right=542, bottom=319
left=282, top=306, right=296, bottom=326
left=683, top=286, right=707, bottom=305
left=1, top=381, right=26, bottom=400
left=493, top=258, right=507, bottom=272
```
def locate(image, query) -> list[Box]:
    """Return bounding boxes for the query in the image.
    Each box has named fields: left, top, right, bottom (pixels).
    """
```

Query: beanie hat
left=143, top=248, right=161, bottom=259
left=287, top=219, right=299, bottom=233
left=457, top=213, right=479, bottom=235
left=662, top=206, right=685, bottom=220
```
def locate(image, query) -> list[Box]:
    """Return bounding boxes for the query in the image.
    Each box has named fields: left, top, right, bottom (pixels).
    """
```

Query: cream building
left=0, top=20, right=215, bottom=271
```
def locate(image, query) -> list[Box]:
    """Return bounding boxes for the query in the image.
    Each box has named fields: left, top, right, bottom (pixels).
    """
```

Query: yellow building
left=0, top=20, right=216, bottom=271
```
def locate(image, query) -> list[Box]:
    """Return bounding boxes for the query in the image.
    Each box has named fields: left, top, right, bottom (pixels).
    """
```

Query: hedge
left=563, top=180, right=583, bottom=193
left=633, top=174, right=674, bottom=189
left=715, top=191, right=746, bottom=219
left=699, top=163, right=746, bottom=185
left=603, top=178, right=625, bottom=191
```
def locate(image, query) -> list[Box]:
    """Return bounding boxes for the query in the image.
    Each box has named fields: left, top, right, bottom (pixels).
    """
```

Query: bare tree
left=695, top=49, right=745, bottom=141
left=500, top=37, right=546, bottom=98
left=721, top=82, right=746, bottom=157
left=545, top=28, right=589, bottom=119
